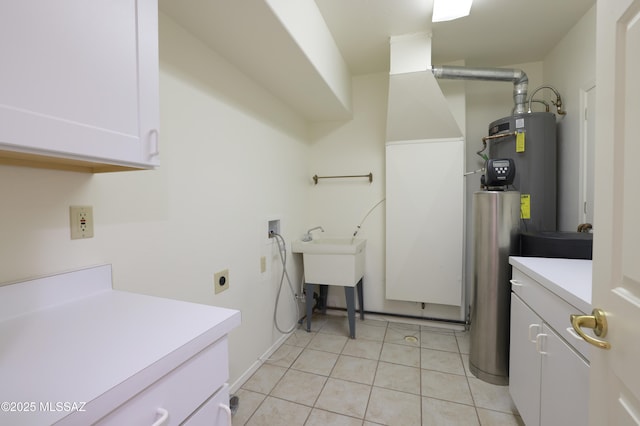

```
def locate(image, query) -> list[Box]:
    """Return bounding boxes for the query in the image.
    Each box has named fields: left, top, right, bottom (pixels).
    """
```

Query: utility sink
left=291, top=238, right=366, bottom=286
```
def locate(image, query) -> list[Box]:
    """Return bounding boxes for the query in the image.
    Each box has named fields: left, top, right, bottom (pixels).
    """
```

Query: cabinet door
left=183, top=384, right=231, bottom=426
left=0, top=0, right=159, bottom=169
left=539, top=325, right=589, bottom=426
left=509, top=293, right=542, bottom=426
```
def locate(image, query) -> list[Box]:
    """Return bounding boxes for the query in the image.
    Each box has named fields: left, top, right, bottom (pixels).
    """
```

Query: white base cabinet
left=0, top=0, right=159, bottom=172
left=509, top=257, right=592, bottom=426
left=0, top=265, right=240, bottom=426
left=510, top=293, right=589, bottom=426
left=184, top=384, right=231, bottom=426
left=96, top=338, right=231, bottom=426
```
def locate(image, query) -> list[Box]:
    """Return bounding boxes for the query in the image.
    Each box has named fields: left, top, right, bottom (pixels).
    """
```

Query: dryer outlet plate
left=214, top=269, right=229, bottom=294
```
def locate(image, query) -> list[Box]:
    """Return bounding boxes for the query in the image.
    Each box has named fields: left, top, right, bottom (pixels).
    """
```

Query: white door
left=589, top=0, right=640, bottom=423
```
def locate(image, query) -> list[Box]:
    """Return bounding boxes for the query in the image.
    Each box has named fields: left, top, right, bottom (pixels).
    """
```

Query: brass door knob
left=570, top=308, right=611, bottom=350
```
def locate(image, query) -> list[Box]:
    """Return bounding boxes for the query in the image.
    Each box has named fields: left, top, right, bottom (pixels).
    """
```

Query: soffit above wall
left=159, top=0, right=352, bottom=123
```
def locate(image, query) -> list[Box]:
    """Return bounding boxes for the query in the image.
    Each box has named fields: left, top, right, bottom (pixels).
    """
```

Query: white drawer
left=96, top=337, right=229, bottom=425
left=511, top=268, right=591, bottom=361
left=183, top=384, right=231, bottom=426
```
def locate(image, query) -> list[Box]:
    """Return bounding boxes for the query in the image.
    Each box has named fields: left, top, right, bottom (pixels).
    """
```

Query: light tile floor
left=233, top=314, right=524, bottom=426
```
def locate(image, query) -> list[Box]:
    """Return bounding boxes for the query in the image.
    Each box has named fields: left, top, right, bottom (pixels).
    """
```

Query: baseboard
left=229, top=332, right=290, bottom=394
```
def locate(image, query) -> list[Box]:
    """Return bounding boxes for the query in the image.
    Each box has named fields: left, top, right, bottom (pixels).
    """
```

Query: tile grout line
left=460, top=344, right=483, bottom=425
left=360, top=322, right=386, bottom=424
left=310, top=316, right=364, bottom=423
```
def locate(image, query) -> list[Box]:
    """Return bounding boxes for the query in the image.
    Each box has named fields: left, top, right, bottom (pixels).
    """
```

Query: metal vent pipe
left=431, top=65, right=529, bottom=114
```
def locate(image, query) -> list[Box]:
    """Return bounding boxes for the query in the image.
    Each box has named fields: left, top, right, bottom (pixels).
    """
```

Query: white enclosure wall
left=385, top=138, right=464, bottom=312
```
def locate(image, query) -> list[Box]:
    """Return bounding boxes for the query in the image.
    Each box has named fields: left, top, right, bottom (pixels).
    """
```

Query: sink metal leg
left=356, top=278, right=364, bottom=320
left=305, top=282, right=314, bottom=332
left=319, top=285, right=328, bottom=314
left=306, top=279, right=364, bottom=339
left=345, top=286, right=356, bottom=339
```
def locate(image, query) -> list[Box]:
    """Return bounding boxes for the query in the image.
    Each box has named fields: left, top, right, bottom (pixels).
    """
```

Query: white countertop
left=510, top=256, right=592, bottom=313
left=0, top=265, right=241, bottom=426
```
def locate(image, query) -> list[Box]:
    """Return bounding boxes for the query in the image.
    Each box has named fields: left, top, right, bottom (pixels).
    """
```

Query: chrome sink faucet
left=302, top=226, right=324, bottom=241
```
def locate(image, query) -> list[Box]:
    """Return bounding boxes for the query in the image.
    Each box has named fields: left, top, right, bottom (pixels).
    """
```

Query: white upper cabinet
left=0, top=0, right=159, bottom=172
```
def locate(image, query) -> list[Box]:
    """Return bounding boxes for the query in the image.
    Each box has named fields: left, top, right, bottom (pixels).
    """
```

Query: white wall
left=308, top=73, right=467, bottom=321
left=0, top=13, right=311, bottom=387
left=544, top=5, right=596, bottom=231
left=307, top=73, right=387, bottom=314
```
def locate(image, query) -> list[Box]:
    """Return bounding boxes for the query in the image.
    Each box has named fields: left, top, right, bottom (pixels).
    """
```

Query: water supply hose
left=527, top=85, right=566, bottom=115
left=352, top=198, right=385, bottom=239
left=271, top=233, right=300, bottom=334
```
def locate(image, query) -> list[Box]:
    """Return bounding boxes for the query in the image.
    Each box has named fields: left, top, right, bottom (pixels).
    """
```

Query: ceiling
left=314, top=0, right=595, bottom=74
left=159, top=0, right=595, bottom=121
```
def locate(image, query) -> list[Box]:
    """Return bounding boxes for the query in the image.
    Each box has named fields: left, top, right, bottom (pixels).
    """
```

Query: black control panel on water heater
left=484, top=158, right=516, bottom=187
